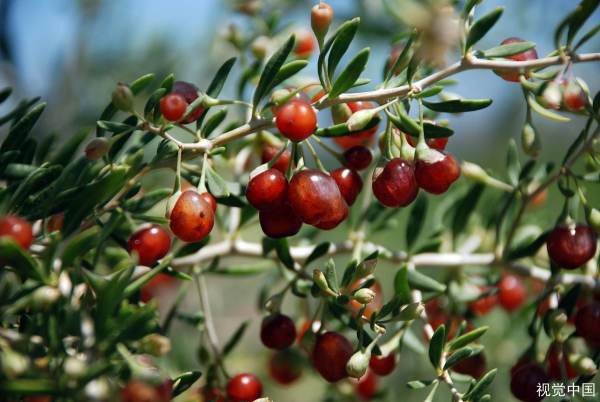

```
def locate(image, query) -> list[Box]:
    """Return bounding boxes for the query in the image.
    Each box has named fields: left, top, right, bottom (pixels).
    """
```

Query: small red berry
left=405, top=133, right=448, bottom=151
left=510, top=363, right=549, bottom=402
left=246, top=168, right=289, bottom=210
left=546, top=224, right=597, bottom=269
left=546, top=343, right=577, bottom=380
left=169, top=190, right=215, bottom=243
left=356, top=370, right=378, bottom=401
left=498, top=275, right=527, bottom=312
left=495, top=37, right=538, bottom=83
left=312, top=332, right=354, bottom=382
left=120, top=380, right=161, bottom=402
left=415, top=150, right=460, bottom=194
left=372, top=158, right=419, bottom=207
left=0, top=215, right=33, bottom=249
left=260, top=313, right=297, bottom=350
left=294, top=30, right=315, bottom=58
left=575, top=302, right=600, bottom=345
left=268, top=350, right=303, bottom=385
left=331, top=167, right=363, bottom=206
left=275, top=99, right=317, bottom=142
left=451, top=352, right=486, bottom=379
left=344, top=146, right=372, bottom=171
left=261, top=145, right=293, bottom=174
left=226, top=373, right=263, bottom=402
left=140, top=273, right=177, bottom=303
left=369, top=354, right=396, bottom=376
left=563, top=81, right=587, bottom=112
left=155, top=379, right=173, bottom=402
left=172, top=81, right=204, bottom=123
left=199, top=192, right=217, bottom=213
left=334, top=102, right=378, bottom=149
left=160, top=93, right=187, bottom=122
left=468, top=287, right=498, bottom=317
left=311, top=2, right=334, bottom=37
left=259, top=202, right=303, bottom=238
left=128, top=225, right=171, bottom=266
left=47, top=213, right=65, bottom=232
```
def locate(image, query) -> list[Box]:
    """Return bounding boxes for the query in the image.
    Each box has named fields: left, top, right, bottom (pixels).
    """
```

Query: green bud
left=346, top=109, right=375, bottom=132
left=112, top=83, right=134, bottom=112
left=521, top=123, right=541, bottom=158
left=31, top=286, right=60, bottom=310
left=251, top=36, right=271, bottom=60
left=313, top=269, right=335, bottom=296
left=270, top=89, right=293, bottom=107
left=541, top=81, right=562, bottom=110
left=461, top=161, right=490, bottom=183
left=346, top=350, right=370, bottom=378
left=397, top=302, right=424, bottom=321
left=1, top=348, right=30, bottom=378
left=85, top=138, right=110, bottom=161
left=586, top=207, right=600, bottom=233
left=353, top=288, right=376, bottom=305
left=354, top=258, right=377, bottom=280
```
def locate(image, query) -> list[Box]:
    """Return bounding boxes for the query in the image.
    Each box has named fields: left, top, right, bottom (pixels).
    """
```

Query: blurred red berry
left=468, top=287, right=498, bottom=317
left=344, top=146, right=372, bottom=171
left=312, top=332, right=353, bottom=382
left=451, top=352, right=486, bottom=379
left=495, top=38, right=538, bottom=82
left=356, top=370, right=378, bottom=401
left=510, top=363, right=548, bottom=402
left=331, top=167, right=363, bottom=206
left=268, top=349, right=303, bottom=385
left=575, top=302, right=600, bottom=345
left=226, top=373, right=263, bottom=402
left=546, top=343, right=577, bottom=380
left=498, top=275, right=527, bottom=312
left=369, top=353, right=396, bottom=376
left=0, top=215, right=33, bottom=250
left=260, top=313, right=297, bottom=350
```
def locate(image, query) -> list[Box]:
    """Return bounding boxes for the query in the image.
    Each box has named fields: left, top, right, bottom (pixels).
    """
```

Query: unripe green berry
left=521, top=123, right=541, bottom=157
left=346, top=109, right=375, bottom=132
left=112, top=83, right=134, bottom=112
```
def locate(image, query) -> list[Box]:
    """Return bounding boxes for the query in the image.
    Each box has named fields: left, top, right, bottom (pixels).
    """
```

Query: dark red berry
left=259, top=202, right=303, bottom=238
left=452, top=352, right=486, bottom=379
left=155, top=379, right=172, bottom=402
left=331, top=167, right=363, bottom=206
left=172, top=81, right=204, bottom=123
left=415, top=150, right=460, bottom=194
left=0, top=215, right=33, bottom=250
left=369, top=354, right=395, bottom=376
left=405, top=133, right=448, bottom=151
left=372, top=158, right=419, bottom=207
left=275, top=99, right=317, bottom=142
left=200, top=192, right=217, bottom=213
left=160, top=93, right=187, bottom=122
left=288, top=169, right=348, bottom=230
left=261, top=145, right=293, bottom=174
left=140, top=273, right=177, bottom=303
left=468, top=287, right=498, bottom=317
left=334, top=102, right=378, bottom=149
left=356, top=370, right=378, bottom=401
left=344, top=146, right=372, bottom=171
left=127, top=225, right=171, bottom=266
left=546, top=343, right=577, bottom=380
left=169, top=190, right=214, bottom=242
left=575, top=302, right=600, bottom=345
left=120, top=380, right=161, bottom=402
left=246, top=168, right=288, bottom=210
left=546, top=224, right=597, bottom=269
left=260, top=313, right=297, bottom=350
left=201, top=387, right=226, bottom=402
left=268, top=350, right=303, bottom=385
left=510, top=363, right=549, bottom=402
left=495, top=37, right=538, bottom=83
left=312, top=332, right=354, bottom=382
left=294, top=30, right=315, bottom=58
left=226, top=373, right=263, bottom=402
left=498, top=275, right=527, bottom=312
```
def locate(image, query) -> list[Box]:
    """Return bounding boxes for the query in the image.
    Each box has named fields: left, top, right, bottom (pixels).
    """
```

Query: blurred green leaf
left=428, top=325, right=445, bottom=368
left=222, top=320, right=249, bottom=356
left=466, top=7, right=504, bottom=50
left=480, top=41, right=535, bottom=58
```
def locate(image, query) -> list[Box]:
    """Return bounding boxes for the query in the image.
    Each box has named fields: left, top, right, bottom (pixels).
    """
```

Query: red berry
left=575, top=302, right=600, bottom=345
left=369, top=354, right=396, bottom=376
left=563, top=82, right=587, bottom=112
left=334, top=102, right=378, bottom=149
left=311, top=2, right=334, bottom=36
left=47, top=213, right=65, bottom=233
left=169, top=190, right=215, bottom=243
left=495, top=37, right=538, bottom=82
left=155, top=379, right=173, bottom=402
left=451, top=352, right=486, bottom=379
left=356, top=370, right=378, bottom=401
left=268, top=350, right=303, bottom=385
left=405, top=133, right=448, bottom=151
left=261, top=145, right=293, bottom=174
left=312, top=332, right=354, bottom=382
left=260, top=313, right=297, bottom=350
left=498, top=275, right=527, bottom=312
left=415, top=150, right=460, bottom=194
left=246, top=168, right=289, bottom=210
left=468, top=287, right=498, bottom=317
left=140, top=273, right=177, bottom=303
left=546, top=343, right=577, bottom=380
left=344, top=146, right=372, bottom=171
left=172, top=81, right=204, bottom=123
left=275, top=100, right=317, bottom=142
left=259, top=202, right=303, bottom=238
left=510, top=363, right=548, bottom=402
left=546, top=224, right=597, bottom=269
left=288, top=169, right=348, bottom=230
left=200, top=192, right=217, bottom=213
left=159, top=93, right=187, bottom=122
left=294, top=30, right=315, bottom=58
left=349, top=279, right=383, bottom=320
left=226, top=373, right=263, bottom=402
left=331, top=167, right=363, bottom=206
left=0, top=215, right=33, bottom=249
left=120, top=380, right=161, bottom=402
left=128, top=225, right=171, bottom=266
left=372, top=158, right=419, bottom=207
left=201, top=387, right=226, bottom=402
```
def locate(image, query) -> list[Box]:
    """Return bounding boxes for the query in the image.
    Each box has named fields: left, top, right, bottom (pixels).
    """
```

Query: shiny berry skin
left=405, top=134, right=448, bottom=151
left=294, top=30, right=315, bottom=58
left=260, top=313, right=297, bottom=350
left=498, top=275, right=526, bottom=312
left=575, top=302, right=600, bottom=345
left=372, top=158, right=419, bottom=207
left=226, top=373, right=262, bottom=402
left=259, top=202, right=303, bottom=238
left=246, top=168, right=288, bottom=210
left=169, top=190, right=214, bottom=243
left=127, top=225, right=171, bottom=266
left=546, top=224, right=597, bottom=269
left=331, top=167, right=363, bottom=206
left=369, top=354, right=395, bottom=376
left=452, top=352, right=486, bottom=379
left=356, top=370, right=378, bottom=401
left=275, top=100, right=317, bottom=142
left=495, top=37, right=538, bottom=82
left=344, top=146, right=372, bottom=171
left=0, top=215, right=33, bottom=249
left=349, top=279, right=383, bottom=320
left=288, top=169, right=348, bottom=230
left=546, top=343, right=577, bottom=379
left=268, top=350, right=303, bottom=385
left=172, top=81, right=204, bottom=123
left=200, top=192, right=217, bottom=213
left=334, top=102, right=378, bottom=149
left=510, top=363, right=549, bottom=402
left=140, top=273, right=177, bottom=303
left=261, top=145, right=293, bottom=174
left=415, top=150, right=460, bottom=194
left=160, top=93, right=187, bottom=122
left=468, top=287, right=498, bottom=317
left=312, top=332, right=354, bottom=382
left=311, top=2, right=333, bottom=35
left=120, top=380, right=161, bottom=402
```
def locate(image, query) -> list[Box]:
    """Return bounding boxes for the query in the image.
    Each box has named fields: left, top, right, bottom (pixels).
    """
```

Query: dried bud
left=353, top=288, right=376, bottom=305
left=85, top=138, right=110, bottom=161
left=521, top=123, right=541, bottom=158
left=346, top=350, right=370, bottom=378
left=112, top=83, right=134, bottom=112
left=354, top=258, right=377, bottom=280
left=346, top=109, right=375, bottom=132
left=311, top=2, right=334, bottom=40
left=140, top=334, right=172, bottom=357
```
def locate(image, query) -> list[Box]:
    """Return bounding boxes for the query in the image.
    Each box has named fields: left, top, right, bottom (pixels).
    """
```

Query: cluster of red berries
left=159, top=81, right=205, bottom=123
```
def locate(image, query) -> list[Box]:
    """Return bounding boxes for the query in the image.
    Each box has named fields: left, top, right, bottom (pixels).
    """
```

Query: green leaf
left=466, top=7, right=504, bottom=50
left=207, top=58, right=237, bottom=97
left=172, top=371, right=202, bottom=397
left=423, top=380, right=440, bottom=402
left=271, top=60, right=309, bottom=88
left=507, top=231, right=549, bottom=260
left=506, top=139, right=520, bottom=186
left=49, top=129, right=90, bottom=166
left=217, top=262, right=274, bottom=276
left=423, top=98, right=492, bottom=113
left=0, top=102, right=46, bottom=153
left=0, top=87, right=11, bottom=104
left=253, top=35, right=295, bottom=107
left=463, top=369, right=497, bottom=400
left=528, top=95, right=570, bottom=122
left=451, top=184, right=484, bottom=240
left=567, top=0, right=600, bottom=45
left=329, top=48, right=370, bottom=98
left=447, top=326, right=488, bottom=351
left=203, top=110, right=228, bottom=137
left=222, top=320, right=249, bottom=356
left=444, top=346, right=477, bottom=370
left=388, top=111, right=454, bottom=138
left=317, top=18, right=360, bottom=89
left=315, top=116, right=381, bottom=137
left=385, top=34, right=415, bottom=82
left=123, top=188, right=171, bottom=213
left=394, top=264, right=412, bottom=305
left=205, top=166, right=230, bottom=197
left=407, top=269, right=446, bottom=293
left=9, top=165, right=63, bottom=211
left=62, top=227, right=100, bottom=266
left=462, top=0, right=482, bottom=17
left=305, top=242, right=331, bottom=267
left=428, top=325, right=446, bottom=368
left=481, top=41, right=536, bottom=58
left=340, top=260, right=358, bottom=288
left=274, top=239, right=295, bottom=270
left=327, top=21, right=360, bottom=81
left=0, top=238, right=45, bottom=282
left=574, top=22, right=600, bottom=50
left=324, top=259, right=339, bottom=293
left=406, top=195, right=427, bottom=251
left=144, top=88, right=167, bottom=121
left=96, top=120, right=136, bottom=134
left=407, top=379, right=437, bottom=389
left=160, top=73, right=175, bottom=92
left=416, top=86, right=443, bottom=98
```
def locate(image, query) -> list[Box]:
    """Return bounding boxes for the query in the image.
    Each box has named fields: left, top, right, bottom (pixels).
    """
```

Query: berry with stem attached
left=171, top=81, right=204, bottom=123
left=575, top=302, right=600, bottom=346
left=510, top=363, right=548, bottom=402
left=140, top=273, right=177, bottom=303
left=356, top=370, right=378, bottom=401
left=331, top=167, right=363, bottom=206
left=546, top=224, right=597, bottom=269
left=415, top=149, right=460, bottom=194
left=261, top=145, right=293, bottom=174
left=127, top=224, right=171, bottom=266
left=372, top=159, right=419, bottom=207
left=160, top=93, right=187, bottom=122
left=494, top=37, right=538, bottom=82
left=563, top=80, right=587, bottom=111
left=169, top=190, right=214, bottom=243
left=546, top=343, right=577, bottom=379
left=344, top=146, right=372, bottom=171
left=369, top=354, right=396, bottom=376
left=498, top=274, right=527, bottom=312
left=312, top=332, right=354, bottom=382
left=260, top=313, right=297, bottom=350
left=199, top=192, right=217, bottom=213
left=333, top=102, right=379, bottom=149
left=0, top=215, right=33, bottom=250
left=226, top=373, right=263, bottom=402
left=246, top=168, right=288, bottom=210
left=311, top=2, right=333, bottom=39
left=259, top=202, right=303, bottom=238
left=405, top=133, right=448, bottom=151
left=275, top=99, right=317, bottom=142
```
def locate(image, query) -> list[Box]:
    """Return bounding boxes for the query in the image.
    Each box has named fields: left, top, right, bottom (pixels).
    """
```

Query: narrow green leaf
left=202, top=110, right=228, bottom=137
left=123, top=188, right=171, bottom=213
left=422, top=98, right=492, bottom=113
left=388, top=111, right=454, bottom=138
left=9, top=165, right=63, bottom=210
left=222, top=320, right=249, bottom=356
left=407, top=379, right=437, bottom=389
left=0, top=102, right=46, bottom=153
left=207, top=58, right=237, bottom=97
left=305, top=242, right=331, bottom=267
left=0, top=87, right=11, bottom=104
left=172, top=371, right=202, bottom=397
left=49, top=129, right=90, bottom=166
left=447, top=326, right=488, bottom=351
left=451, top=184, right=484, bottom=240
left=528, top=95, right=570, bottom=122
left=506, top=139, right=520, bottom=186
left=466, top=7, right=504, bottom=50
left=481, top=41, right=536, bottom=58
left=205, top=166, right=230, bottom=197
left=407, top=269, right=446, bottom=293
left=217, top=262, right=274, bottom=276
left=253, top=35, right=295, bottom=106
left=394, top=264, right=412, bottom=305
left=315, top=116, right=381, bottom=137
left=507, top=231, right=549, bottom=260
left=329, top=48, right=370, bottom=98
left=462, top=0, right=482, bottom=18
left=567, top=0, right=600, bottom=45
left=327, top=21, right=360, bottom=81
left=428, top=325, right=446, bottom=368
left=274, top=239, right=295, bottom=270
left=0, top=238, right=45, bottom=282
left=318, top=18, right=360, bottom=89
left=444, top=347, right=475, bottom=370
left=406, top=195, right=427, bottom=251
left=271, top=60, right=309, bottom=88
left=324, top=259, right=339, bottom=293
left=463, top=369, right=497, bottom=400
